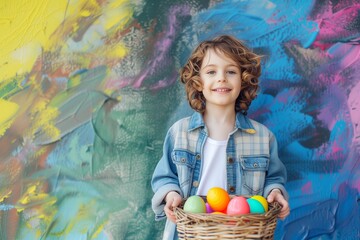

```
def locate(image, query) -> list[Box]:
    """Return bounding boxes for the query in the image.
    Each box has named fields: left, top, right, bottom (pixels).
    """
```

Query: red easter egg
left=226, top=196, right=250, bottom=215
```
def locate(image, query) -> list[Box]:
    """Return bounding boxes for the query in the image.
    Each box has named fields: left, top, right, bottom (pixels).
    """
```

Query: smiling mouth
left=212, top=88, right=231, bottom=92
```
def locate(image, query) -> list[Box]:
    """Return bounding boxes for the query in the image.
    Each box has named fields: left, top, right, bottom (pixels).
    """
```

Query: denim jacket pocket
left=240, top=156, right=269, bottom=195
left=172, top=150, right=196, bottom=191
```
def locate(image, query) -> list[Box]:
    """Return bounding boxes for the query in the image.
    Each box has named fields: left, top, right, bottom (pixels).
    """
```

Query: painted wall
left=0, top=0, right=359, bottom=239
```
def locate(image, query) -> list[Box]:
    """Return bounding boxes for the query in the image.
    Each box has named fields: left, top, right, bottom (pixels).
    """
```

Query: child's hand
left=267, top=189, right=290, bottom=220
left=164, top=191, right=182, bottom=223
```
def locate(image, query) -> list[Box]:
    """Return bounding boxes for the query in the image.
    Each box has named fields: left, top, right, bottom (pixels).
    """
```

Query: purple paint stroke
left=313, top=4, right=360, bottom=50
left=327, top=43, right=360, bottom=70
left=308, top=43, right=359, bottom=146
left=149, top=73, right=178, bottom=91
left=107, top=5, right=191, bottom=90
left=337, top=79, right=360, bottom=192
left=317, top=43, right=359, bottom=131
left=132, top=5, right=191, bottom=88
left=349, top=81, right=360, bottom=145
left=309, top=44, right=360, bottom=92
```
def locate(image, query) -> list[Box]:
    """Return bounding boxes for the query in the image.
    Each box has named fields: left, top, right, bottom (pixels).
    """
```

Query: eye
left=227, top=70, right=238, bottom=75
left=207, top=70, right=216, bottom=75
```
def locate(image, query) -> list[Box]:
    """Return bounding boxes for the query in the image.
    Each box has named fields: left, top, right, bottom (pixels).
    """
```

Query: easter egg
left=226, top=196, right=250, bottom=215
left=207, top=187, right=230, bottom=212
left=183, top=195, right=206, bottom=213
left=205, top=203, right=214, bottom=213
left=247, top=198, right=265, bottom=214
left=250, top=195, right=268, bottom=212
left=211, top=211, right=225, bottom=215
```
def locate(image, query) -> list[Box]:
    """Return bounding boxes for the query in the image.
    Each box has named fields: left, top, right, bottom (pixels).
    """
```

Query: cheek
left=198, top=79, right=208, bottom=90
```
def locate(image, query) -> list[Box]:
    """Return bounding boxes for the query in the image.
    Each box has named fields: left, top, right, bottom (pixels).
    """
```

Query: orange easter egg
left=206, top=187, right=230, bottom=212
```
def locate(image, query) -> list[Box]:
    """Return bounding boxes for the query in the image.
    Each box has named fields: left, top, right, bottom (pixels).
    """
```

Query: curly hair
left=180, top=35, right=261, bottom=114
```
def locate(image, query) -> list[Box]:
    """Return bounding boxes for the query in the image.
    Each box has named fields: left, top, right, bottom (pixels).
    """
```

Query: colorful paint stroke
left=0, top=0, right=359, bottom=239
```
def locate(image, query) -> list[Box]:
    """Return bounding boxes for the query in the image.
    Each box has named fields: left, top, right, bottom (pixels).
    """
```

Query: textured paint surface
left=0, top=0, right=359, bottom=239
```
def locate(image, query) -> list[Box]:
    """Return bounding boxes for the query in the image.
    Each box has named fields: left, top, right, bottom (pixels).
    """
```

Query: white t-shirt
left=196, top=137, right=227, bottom=196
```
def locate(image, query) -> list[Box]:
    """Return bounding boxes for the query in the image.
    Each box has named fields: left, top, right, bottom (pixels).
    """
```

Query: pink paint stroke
left=313, top=4, right=360, bottom=50
left=301, top=181, right=313, bottom=194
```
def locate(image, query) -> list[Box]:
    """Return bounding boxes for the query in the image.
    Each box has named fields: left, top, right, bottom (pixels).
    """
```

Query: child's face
left=199, top=48, right=241, bottom=111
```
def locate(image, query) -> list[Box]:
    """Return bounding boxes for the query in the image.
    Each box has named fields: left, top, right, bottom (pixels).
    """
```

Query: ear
left=193, top=82, right=203, bottom=92
left=195, top=86, right=203, bottom=92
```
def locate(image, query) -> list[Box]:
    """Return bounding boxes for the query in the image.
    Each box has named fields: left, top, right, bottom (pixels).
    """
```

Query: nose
left=217, top=71, right=227, bottom=82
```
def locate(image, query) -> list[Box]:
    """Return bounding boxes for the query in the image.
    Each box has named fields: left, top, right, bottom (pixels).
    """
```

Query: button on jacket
left=151, top=112, right=288, bottom=240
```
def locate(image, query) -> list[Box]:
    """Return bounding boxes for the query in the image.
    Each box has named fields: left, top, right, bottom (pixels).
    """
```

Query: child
left=151, top=35, right=290, bottom=240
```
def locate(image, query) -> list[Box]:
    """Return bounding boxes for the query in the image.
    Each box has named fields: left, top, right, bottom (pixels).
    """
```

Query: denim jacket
left=151, top=112, right=288, bottom=240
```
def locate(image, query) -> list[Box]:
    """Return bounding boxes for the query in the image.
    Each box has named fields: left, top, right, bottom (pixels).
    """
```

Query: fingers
left=164, top=191, right=182, bottom=223
left=267, top=189, right=281, bottom=203
left=278, top=207, right=290, bottom=219
left=276, top=198, right=290, bottom=219
left=172, top=195, right=182, bottom=208
left=267, top=193, right=274, bottom=203
left=267, top=189, right=290, bottom=220
left=274, top=195, right=290, bottom=219
left=164, top=203, right=177, bottom=223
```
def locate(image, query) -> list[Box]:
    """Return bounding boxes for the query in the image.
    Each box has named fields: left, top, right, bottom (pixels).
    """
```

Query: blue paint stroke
left=0, top=204, right=15, bottom=211
left=178, top=0, right=360, bottom=238
left=181, top=0, right=318, bottom=83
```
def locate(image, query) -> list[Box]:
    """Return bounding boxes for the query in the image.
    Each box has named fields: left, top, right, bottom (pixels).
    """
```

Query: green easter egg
left=250, top=195, right=268, bottom=212
left=246, top=198, right=265, bottom=214
left=183, top=195, right=206, bottom=213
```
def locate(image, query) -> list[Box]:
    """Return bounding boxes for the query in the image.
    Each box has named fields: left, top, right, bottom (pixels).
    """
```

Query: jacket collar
left=188, top=111, right=256, bottom=134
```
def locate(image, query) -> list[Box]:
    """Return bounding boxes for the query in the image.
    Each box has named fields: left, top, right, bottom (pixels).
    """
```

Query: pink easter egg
left=226, top=196, right=250, bottom=215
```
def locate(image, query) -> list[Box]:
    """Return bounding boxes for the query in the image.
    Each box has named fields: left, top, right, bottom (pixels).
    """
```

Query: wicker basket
left=174, top=197, right=281, bottom=240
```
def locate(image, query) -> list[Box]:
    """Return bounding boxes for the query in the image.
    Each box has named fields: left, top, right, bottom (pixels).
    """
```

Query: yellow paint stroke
left=0, top=0, right=135, bottom=86
left=18, top=184, right=37, bottom=205
left=17, top=181, right=58, bottom=238
left=67, top=73, right=83, bottom=89
left=27, top=99, right=61, bottom=141
left=33, top=146, right=47, bottom=159
left=0, top=0, right=69, bottom=81
left=101, top=0, right=134, bottom=31
left=48, top=200, right=98, bottom=237
left=70, top=200, right=104, bottom=237
left=91, top=221, right=107, bottom=239
left=0, top=98, right=20, bottom=136
left=0, top=189, right=12, bottom=203
left=17, top=181, right=57, bottom=208
left=109, top=43, right=128, bottom=58
left=95, top=0, right=133, bottom=61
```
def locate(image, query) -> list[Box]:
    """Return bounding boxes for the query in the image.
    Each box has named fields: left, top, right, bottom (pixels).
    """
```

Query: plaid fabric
left=151, top=111, right=288, bottom=240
